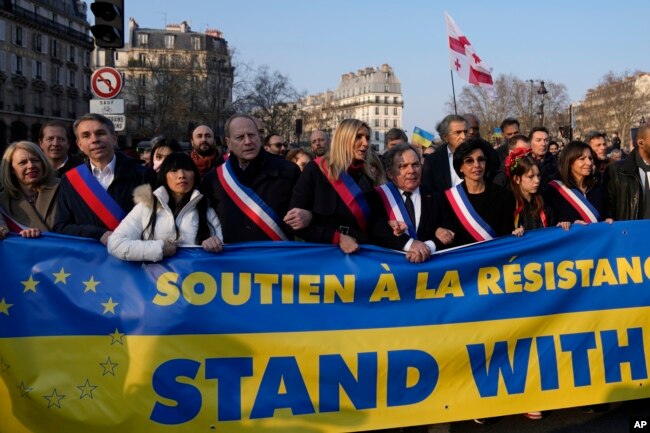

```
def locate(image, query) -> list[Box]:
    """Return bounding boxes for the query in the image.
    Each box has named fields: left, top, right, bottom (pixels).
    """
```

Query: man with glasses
left=264, top=133, right=289, bottom=157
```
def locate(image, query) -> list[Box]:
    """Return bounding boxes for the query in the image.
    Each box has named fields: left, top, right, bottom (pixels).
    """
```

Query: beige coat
left=0, top=177, right=60, bottom=231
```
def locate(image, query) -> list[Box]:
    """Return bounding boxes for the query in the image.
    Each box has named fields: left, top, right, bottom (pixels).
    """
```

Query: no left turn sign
left=91, top=67, right=123, bottom=99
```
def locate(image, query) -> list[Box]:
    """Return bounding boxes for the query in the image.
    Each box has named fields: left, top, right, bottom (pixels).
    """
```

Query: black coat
left=606, top=149, right=643, bottom=220
left=543, top=178, right=608, bottom=223
left=290, top=160, right=375, bottom=244
left=53, top=153, right=152, bottom=240
left=443, top=182, right=515, bottom=247
left=390, top=186, right=449, bottom=251
left=203, top=150, right=300, bottom=243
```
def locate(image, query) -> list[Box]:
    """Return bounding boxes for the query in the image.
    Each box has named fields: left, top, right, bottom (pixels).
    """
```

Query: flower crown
left=505, top=147, right=533, bottom=178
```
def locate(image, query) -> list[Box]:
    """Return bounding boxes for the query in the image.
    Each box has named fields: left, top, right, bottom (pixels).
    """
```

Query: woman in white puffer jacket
left=108, top=152, right=223, bottom=262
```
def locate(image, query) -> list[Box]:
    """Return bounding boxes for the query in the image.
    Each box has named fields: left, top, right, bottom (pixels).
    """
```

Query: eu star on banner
left=445, top=12, right=494, bottom=88
left=2, top=224, right=650, bottom=432
left=412, top=127, right=435, bottom=148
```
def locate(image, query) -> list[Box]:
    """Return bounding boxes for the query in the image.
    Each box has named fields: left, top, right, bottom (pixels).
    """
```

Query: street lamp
left=537, top=81, right=548, bottom=126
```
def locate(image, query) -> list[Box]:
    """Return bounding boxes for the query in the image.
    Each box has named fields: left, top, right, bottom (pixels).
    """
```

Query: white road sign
left=105, top=115, right=126, bottom=132
left=90, top=99, right=124, bottom=115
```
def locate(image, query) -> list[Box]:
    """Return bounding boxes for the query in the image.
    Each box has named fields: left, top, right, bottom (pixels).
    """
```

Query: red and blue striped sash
left=548, top=180, right=600, bottom=223
left=216, top=159, right=288, bottom=241
left=376, top=183, right=417, bottom=239
left=316, top=157, right=370, bottom=232
left=445, top=184, right=496, bottom=242
left=66, top=165, right=126, bottom=231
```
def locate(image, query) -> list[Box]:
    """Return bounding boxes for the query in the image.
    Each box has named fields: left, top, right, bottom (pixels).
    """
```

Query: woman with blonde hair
left=290, top=119, right=388, bottom=253
left=0, top=141, right=60, bottom=237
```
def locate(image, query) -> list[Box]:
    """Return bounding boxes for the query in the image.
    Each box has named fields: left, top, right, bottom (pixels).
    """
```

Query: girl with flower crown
left=506, top=147, right=570, bottom=237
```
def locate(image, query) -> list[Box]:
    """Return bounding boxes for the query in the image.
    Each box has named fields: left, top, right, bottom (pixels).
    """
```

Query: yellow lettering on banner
left=592, top=259, right=617, bottom=286
left=415, top=271, right=463, bottom=299
left=370, top=266, right=400, bottom=302
left=617, top=257, right=642, bottom=284
left=254, top=274, right=278, bottom=304
left=299, top=275, right=321, bottom=304
left=282, top=274, right=295, bottom=304
left=153, top=272, right=181, bottom=306
left=523, top=262, right=543, bottom=292
left=575, top=260, right=594, bottom=287
left=323, top=275, right=355, bottom=303
left=477, top=267, right=502, bottom=295
left=183, top=272, right=218, bottom=305
left=544, top=262, right=556, bottom=290
left=644, top=257, right=650, bottom=279
left=503, top=264, right=522, bottom=293
left=557, top=261, right=576, bottom=289
left=221, top=273, right=251, bottom=306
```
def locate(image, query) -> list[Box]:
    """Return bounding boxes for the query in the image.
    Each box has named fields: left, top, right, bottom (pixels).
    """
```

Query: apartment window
left=375, top=131, right=380, bottom=141
left=375, top=96, right=379, bottom=103
left=159, top=55, right=168, bottom=67
left=0, top=20, right=5, bottom=42
left=384, top=85, right=389, bottom=92
left=33, top=34, right=43, bottom=52
left=0, top=51, right=5, bottom=71
left=139, top=74, right=146, bottom=86
left=393, top=97, right=398, bottom=103
left=137, top=33, right=149, bottom=46
left=393, top=120, right=398, bottom=127
left=52, top=96, right=61, bottom=116
left=33, top=61, right=42, bottom=79
left=384, top=119, right=389, bottom=127
left=138, top=116, right=145, bottom=128
left=375, top=107, right=379, bottom=115
left=68, top=70, right=75, bottom=87
left=68, top=97, right=76, bottom=118
left=165, top=34, right=175, bottom=49
left=12, top=55, right=23, bottom=75
left=52, top=65, right=60, bottom=84
left=139, top=95, right=145, bottom=109
left=14, top=87, right=24, bottom=111
left=51, top=39, right=59, bottom=58
left=191, top=36, right=200, bottom=50
left=384, top=107, right=388, bottom=115
left=68, top=45, right=75, bottom=63
left=15, top=26, right=23, bottom=46
left=374, top=119, right=379, bottom=127
left=384, top=96, right=389, bottom=103
left=139, top=53, right=146, bottom=65
left=34, top=90, right=43, bottom=114
left=393, top=107, right=398, bottom=115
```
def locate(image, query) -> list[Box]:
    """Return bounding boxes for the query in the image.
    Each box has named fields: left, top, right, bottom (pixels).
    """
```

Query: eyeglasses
left=463, top=156, right=486, bottom=165
left=272, top=142, right=288, bottom=148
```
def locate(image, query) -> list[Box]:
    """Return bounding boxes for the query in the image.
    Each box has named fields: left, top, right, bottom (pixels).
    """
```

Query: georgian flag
left=445, top=12, right=494, bottom=88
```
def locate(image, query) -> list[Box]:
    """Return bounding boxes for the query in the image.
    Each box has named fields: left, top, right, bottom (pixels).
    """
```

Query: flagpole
left=450, top=69, right=458, bottom=114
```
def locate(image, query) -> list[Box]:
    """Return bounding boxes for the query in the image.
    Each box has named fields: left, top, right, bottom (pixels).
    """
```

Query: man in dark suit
left=380, top=143, right=455, bottom=263
left=38, top=120, right=83, bottom=177
left=421, top=114, right=468, bottom=193
left=203, top=114, right=308, bottom=243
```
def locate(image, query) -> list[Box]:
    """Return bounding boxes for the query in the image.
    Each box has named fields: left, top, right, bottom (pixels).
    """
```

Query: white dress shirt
left=90, top=155, right=116, bottom=190
left=398, top=186, right=436, bottom=254
left=447, top=146, right=462, bottom=187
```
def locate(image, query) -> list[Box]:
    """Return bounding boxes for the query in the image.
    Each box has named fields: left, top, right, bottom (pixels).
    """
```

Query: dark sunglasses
left=463, top=156, right=486, bottom=165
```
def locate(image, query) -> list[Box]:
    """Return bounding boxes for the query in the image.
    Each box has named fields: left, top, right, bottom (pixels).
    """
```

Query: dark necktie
left=404, top=191, right=416, bottom=227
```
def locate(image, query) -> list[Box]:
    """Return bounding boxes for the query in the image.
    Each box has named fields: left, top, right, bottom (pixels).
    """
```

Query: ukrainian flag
left=412, top=127, right=435, bottom=148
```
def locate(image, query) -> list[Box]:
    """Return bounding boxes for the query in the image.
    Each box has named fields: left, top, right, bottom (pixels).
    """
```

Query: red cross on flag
left=445, top=12, right=494, bottom=88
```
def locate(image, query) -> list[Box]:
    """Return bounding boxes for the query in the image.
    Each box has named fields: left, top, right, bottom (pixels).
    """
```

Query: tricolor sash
left=66, top=165, right=126, bottom=230
left=0, top=206, right=27, bottom=233
left=376, top=183, right=417, bottom=239
left=548, top=180, right=600, bottom=223
left=216, top=159, right=288, bottom=241
left=316, top=157, right=370, bottom=232
left=445, top=184, right=496, bottom=242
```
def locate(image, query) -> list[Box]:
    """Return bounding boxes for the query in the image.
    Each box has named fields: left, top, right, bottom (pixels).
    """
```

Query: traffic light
left=90, top=0, right=124, bottom=49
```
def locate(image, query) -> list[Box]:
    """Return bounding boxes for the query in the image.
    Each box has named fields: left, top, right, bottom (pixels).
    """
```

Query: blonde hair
left=1, top=141, right=56, bottom=198
left=325, top=118, right=380, bottom=181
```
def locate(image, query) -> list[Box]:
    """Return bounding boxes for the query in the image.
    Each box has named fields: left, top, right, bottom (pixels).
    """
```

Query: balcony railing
left=6, top=4, right=94, bottom=46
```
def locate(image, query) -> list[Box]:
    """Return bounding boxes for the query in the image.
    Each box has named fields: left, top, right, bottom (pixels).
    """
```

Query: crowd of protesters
left=0, top=112, right=647, bottom=430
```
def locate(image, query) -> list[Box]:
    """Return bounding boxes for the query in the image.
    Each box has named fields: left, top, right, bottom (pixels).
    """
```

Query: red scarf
left=191, top=150, right=217, bottom=176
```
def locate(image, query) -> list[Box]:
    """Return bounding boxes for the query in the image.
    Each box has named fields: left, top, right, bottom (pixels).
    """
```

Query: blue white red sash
left=66, top=165, right=126, bottom=231
left=548, top=180, right=600, bottom=223
left=445, top=184, right=496, bottom=242
left=316, top=157, right=370, bottom=232
left=216, top=159, right=288, bottom=241
left=376, top=183, right=417, bottom=239
left=0, top=206, right=28, bottom=233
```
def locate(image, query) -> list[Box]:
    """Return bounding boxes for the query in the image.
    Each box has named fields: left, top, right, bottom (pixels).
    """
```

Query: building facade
left=299, top=64, right=403, bottom=152
left=574, top=72, right=650, bottom=146
left=95, top=18, right=234, bottom=145
left=0, top=0, right=94, bottom=151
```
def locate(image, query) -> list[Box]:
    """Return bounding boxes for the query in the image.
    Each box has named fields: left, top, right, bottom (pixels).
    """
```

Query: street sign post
left=91, top=67, right=123, bottom=99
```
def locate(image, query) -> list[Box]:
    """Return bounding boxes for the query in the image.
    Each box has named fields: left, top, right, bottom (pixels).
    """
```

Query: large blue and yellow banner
left=1, top=221, right=650, bottom=432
